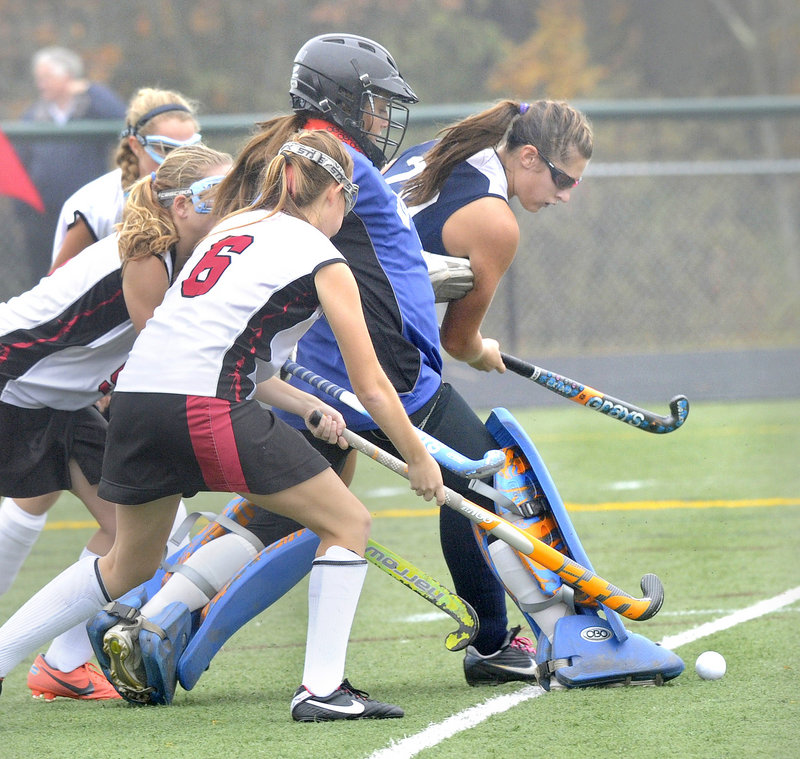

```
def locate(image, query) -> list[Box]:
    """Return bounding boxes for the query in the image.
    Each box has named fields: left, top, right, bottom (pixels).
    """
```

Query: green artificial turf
left=1, top=399, right=798, bottom=758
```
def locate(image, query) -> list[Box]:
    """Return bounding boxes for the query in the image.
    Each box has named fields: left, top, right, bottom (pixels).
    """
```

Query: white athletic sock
left=141, top=532, right=258, bottom=617
left=0, top=556, right=109, bottom=678
left=489, top=540, right=570, bottom=643
left=0, top=498, right=48, bottom=596
left=301, top=546, right=367, bottom=697
left=42, top=547, right=100, bottom=673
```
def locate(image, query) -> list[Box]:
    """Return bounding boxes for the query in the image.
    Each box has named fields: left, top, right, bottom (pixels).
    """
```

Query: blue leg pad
left=484, top=408, right=685, bottom=687
left=86, top=569, right=167, bottom=684
left=139, top=602, right=193, bottom=705
left=486, top=407, right=629, bottom=642
left=544, top=615, right=684, bottom=688
left=177, top=527, right=319, bottom=691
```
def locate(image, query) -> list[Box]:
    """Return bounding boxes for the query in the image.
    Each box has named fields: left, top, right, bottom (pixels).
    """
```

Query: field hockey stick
left=310, top=412, right=664, bottom=622
left=365, top=538, right=478, bottom=651
left=500, top=352, right=689, bottom=434
left=283, top=360, right=505, bottom=478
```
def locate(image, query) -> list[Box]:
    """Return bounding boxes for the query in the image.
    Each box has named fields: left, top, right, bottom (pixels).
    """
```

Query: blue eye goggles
left=138, top=133, right=203, bottom=165
left=156, top=174, right=226, bottom=213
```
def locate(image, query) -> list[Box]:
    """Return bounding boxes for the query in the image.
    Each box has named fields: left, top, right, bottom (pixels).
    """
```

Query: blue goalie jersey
left=276, top=144, right=444, bottom=430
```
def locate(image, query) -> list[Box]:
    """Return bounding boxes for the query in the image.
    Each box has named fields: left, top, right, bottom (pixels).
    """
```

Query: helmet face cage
left=356, top=90, right=410, bottom=168
left=289, top=35, right=418, bottom=168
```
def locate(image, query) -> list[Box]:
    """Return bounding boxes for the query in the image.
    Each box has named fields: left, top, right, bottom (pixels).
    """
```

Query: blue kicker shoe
left=87, top=594, right=149, bottom=695
left=138, top=601, right=193, bottom=705
left=89, top=596, right=192, bottom=705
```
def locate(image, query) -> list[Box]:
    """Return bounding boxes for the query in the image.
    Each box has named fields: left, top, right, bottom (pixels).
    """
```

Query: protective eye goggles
left=279, top=141, right=359, bottom=215
left=137, top=133, right=203, bottom=165
left=534, top=146, right=581, bottom=191
left=156, top=174, right=226, bottom=213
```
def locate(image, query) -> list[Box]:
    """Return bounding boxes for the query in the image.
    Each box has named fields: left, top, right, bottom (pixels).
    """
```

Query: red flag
left=0, top=126, right=44, bottom=212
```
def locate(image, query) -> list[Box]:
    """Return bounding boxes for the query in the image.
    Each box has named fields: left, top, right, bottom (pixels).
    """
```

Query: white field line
left=399, top=606, right=800, bottom=625
left=366, top=586, right=800, bottom=759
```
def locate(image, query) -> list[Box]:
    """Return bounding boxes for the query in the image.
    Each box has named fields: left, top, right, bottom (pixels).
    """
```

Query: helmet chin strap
left=302, top=117, right=388, bottom=168
left=303, top=118, right=362, bottom=151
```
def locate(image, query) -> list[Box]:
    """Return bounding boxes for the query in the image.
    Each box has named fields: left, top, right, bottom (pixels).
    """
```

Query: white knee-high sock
left=489, top=540, right=571, bottom=642
left=42, top=547, right=100, bottom=673
left=301, top=546, right=367, bottom=697
left=0, top=556, right=109, bottom=678
left=0, top=498, right=47, bottom=596
left=142, top=532, right=258, bottom=617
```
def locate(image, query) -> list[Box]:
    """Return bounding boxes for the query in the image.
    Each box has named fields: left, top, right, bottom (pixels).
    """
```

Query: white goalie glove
left=421, top=250, right=474, bottom=303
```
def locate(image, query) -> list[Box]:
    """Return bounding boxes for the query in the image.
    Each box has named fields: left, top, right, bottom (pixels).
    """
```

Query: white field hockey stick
left=310, top=412, right=665, bottom=622
left=283, top=360, right=505, bottom=479
left=500, top=353, right=689, bottom=434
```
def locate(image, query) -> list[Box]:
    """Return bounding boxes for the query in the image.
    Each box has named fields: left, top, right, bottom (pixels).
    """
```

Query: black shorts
left=0, top=401, right=107, bottom=498
left=99, top=392, right=330, bottom=505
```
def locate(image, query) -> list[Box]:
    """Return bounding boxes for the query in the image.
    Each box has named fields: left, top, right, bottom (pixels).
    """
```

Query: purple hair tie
left=519, top=102, right=530, bottom=115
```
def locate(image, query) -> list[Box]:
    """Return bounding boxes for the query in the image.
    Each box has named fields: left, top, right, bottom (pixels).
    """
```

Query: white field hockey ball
left=695, top=650, right=726, bottom=680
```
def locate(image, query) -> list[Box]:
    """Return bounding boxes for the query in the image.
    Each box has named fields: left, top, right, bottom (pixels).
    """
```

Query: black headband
left=121, top=104, right=192, bottom=138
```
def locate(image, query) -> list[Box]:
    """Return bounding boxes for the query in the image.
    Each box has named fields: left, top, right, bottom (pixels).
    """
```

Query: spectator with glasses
left=385, top=99, right=592, bottom=373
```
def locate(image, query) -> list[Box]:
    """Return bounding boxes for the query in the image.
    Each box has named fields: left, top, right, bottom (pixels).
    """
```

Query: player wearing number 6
left=0, top=130, right=445, bottom=721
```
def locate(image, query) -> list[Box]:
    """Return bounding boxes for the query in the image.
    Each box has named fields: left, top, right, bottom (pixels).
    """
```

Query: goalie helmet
left=289, top=33, right=418, bottom=168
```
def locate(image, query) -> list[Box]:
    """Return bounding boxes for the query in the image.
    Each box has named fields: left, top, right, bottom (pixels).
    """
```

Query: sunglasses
left=139, top=133, right=203, bottom=165
left=156, top=174, right=226, bottom=214
left=534, top=147, right=581, bottom=190
left=279, top=141, right=359, bottom=216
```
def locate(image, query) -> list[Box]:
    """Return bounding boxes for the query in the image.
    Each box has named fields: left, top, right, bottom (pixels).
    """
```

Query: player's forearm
left=253, top=376, right=317, bottom=416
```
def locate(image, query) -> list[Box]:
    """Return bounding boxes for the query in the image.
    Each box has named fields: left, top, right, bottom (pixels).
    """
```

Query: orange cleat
left=27, top=654, right=121, bottom=701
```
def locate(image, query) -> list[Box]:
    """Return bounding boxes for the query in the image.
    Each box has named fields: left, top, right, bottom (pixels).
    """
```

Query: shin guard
left=479, top=408, right=684, bottom=688
left=177, top=500, right=319, bottom=691
left=86, top=498, right=261, bottom=683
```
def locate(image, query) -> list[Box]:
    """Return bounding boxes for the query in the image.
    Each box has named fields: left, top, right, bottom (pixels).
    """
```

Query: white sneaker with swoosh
left=291, top=679, right=404, bottom=722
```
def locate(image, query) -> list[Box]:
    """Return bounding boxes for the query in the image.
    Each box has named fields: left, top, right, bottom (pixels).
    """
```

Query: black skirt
left=99, top=392, right=330, bottom=505
left=0, top=401, right=106, bottom=497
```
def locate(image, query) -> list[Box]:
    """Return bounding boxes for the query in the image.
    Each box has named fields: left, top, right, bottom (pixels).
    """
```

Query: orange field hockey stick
left=311, top=413, right=665, bottom=622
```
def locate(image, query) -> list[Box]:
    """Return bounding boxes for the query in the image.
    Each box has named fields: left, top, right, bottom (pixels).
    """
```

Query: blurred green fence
left=2, top=97, right=798, bottom=355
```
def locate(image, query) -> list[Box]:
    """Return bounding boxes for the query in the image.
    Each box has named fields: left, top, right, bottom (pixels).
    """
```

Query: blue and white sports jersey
left=385, top=141, right=509, bottom=257
left=276, top=142, right=444, bottom=431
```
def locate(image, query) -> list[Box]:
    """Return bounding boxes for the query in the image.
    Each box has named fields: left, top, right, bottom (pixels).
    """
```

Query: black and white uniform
left=99, top=210, right=344, bottom=505
left=51, top=169, right=125, bottom=266
left=384, top=141, right=509, bottom=257
left=0, top=235, right=173, bottom=497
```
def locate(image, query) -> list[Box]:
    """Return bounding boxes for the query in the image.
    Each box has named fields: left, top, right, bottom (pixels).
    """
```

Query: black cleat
left=464, top=626, right=538, bottom=686
left=291, top=679, right=404, bottom=722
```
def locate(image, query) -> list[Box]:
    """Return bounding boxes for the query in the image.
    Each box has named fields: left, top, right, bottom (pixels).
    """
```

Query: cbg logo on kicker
left=580, top=626, right=612, bottom=642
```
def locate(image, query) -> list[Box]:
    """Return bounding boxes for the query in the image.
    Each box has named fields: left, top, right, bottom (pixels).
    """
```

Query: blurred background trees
left=1, top=0, right=798, bottom=120
left=1, top=0, right=798, bottom=353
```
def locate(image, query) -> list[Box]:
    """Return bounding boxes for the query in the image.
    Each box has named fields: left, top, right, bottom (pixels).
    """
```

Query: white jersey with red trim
left=51, top=169, right=125, bottom=264
left=0, top=234, right=133, bottom=410
left=116, top=210, right=346, bottom=401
